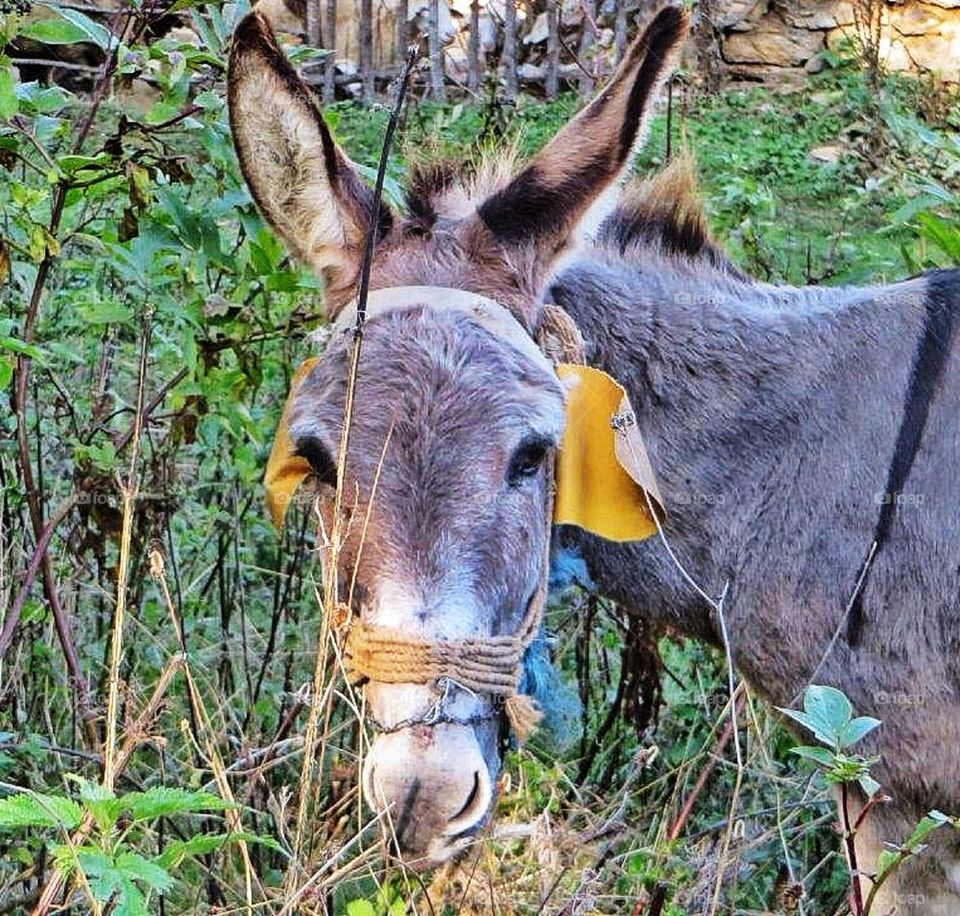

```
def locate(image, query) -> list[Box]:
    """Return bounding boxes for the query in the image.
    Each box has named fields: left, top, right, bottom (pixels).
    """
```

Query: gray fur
left=550, top=240, right=960, bottom=913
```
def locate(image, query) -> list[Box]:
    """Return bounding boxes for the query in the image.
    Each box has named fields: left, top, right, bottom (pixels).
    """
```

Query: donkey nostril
left=451, top=771, right=481, bottom=822
left=444, top=770, right=491, bottom=838
left=362, top=761, right=379, bottom=812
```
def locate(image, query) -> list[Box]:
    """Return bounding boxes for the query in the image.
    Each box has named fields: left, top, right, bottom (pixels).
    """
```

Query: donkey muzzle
left=362, top=723, right=494, bottom=868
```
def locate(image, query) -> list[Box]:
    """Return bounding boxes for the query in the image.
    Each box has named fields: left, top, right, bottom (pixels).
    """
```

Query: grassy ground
left=1, top=13, right=959, bottom=912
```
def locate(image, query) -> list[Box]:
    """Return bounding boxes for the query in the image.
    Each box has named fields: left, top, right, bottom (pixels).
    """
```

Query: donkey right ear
left=228, top=12, right=391, bottom=306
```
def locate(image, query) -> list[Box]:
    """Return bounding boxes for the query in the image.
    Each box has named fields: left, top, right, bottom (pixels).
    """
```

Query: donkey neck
left=548, top=248, right=927, bottom=699
left=550, top=252, right=871, bottom=504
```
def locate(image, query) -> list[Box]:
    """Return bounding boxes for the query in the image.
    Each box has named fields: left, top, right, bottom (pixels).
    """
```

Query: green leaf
left=789, top=745, right=835, bottom=768
left=0, top=57, right=17, bottom=120
left=124, top=786, right=233, bottom=822
left=858, top=773, right=881, bottom=798
left=75, top=847, right=114, bottom=880
left=156, top=833, right=230, bottom=868
left=21, top=6, right=111, bottom=48
left=77, top=299, right=133, bottom=326
left=346, top=900, right=377, bottom=916
left=779, top=685, right=855, bottom=747
left=0, top=335, right=45, bottom=361
left=57, top=153, right=112, bottom=176
left=78, top=780, right=124, bottom=833
left=54, top=7, right=112, bottom=48
left=112, top=881, right=148, bottom=916
left=838, top=715, right=881, bottom=750
left=916, top=212, right=960, bottom=262
left=876, top=848, right=899, bottom=876
left=19, top=17, right=91, bottom=45
left=156, top=831, right=285, bottom=869
left=905, top=811, right=950, bottom=850
left=0, top=792, right=82, bottom=830
left=0, top=359, right=12, bottom=391
left=115, top=852, right=174, bottom=892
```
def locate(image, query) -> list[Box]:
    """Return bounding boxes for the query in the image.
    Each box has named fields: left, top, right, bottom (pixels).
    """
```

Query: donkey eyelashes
left=506, top=436, right=552, bottom=487
left=295, top=436, right=338, bottom=488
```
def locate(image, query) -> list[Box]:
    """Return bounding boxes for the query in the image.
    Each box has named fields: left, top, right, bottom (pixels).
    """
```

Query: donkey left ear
left=228, top=11, right=392, bottom=311
left=476, top=5, right=688, bottom=256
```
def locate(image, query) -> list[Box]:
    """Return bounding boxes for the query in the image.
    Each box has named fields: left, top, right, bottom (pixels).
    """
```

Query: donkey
left=228, top=6, right=960, bottom=912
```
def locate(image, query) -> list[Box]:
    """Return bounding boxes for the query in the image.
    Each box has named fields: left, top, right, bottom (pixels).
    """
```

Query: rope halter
left=331, top=287, right=568, bottom=741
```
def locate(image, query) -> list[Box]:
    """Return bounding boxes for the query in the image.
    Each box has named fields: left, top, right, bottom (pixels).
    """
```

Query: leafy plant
left=780, top=684, right=881, bottom=797
left=780, top=686, right=959, bottom=914
left=0, top=780, right=278, bottom=913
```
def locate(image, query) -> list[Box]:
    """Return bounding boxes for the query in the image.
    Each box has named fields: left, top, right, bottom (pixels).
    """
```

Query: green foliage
left=779, top=687, right=960, bottom=913
left=0, top=779, right=267, bottom=913
left=0, top=790, right=83, bottom=829
left=780, top=684, right=881, bottom=797
left=19, top=5, right=112, bottom=48
left=0, top=7, right=957, bottom=913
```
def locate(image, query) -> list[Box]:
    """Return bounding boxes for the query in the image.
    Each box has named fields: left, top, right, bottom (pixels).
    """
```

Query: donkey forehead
left=288, top=305, right=566, bottom=455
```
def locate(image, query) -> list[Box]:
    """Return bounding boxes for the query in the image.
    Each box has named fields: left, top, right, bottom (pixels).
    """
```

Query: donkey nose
left=361, top=725, right=493, bottom=866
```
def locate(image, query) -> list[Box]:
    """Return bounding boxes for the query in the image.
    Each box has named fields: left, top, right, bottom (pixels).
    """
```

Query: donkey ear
left=476, top=5, right=688, bottom=253
left=228, top=11, right=392, bottom=307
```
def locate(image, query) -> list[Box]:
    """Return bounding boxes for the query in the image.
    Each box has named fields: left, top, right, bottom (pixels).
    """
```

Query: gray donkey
left=228, top=6, right=960, bottom=912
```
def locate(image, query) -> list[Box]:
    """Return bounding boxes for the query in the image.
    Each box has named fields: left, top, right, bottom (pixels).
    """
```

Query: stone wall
left=250, top=0, right=960, bottom=90
left=715, top=0, right=960, bottom=82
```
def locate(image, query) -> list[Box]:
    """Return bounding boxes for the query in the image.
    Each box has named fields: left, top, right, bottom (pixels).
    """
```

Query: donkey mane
left=404, top=148, right=523, bottom=230
left=595, top=157, right=747, bottom=279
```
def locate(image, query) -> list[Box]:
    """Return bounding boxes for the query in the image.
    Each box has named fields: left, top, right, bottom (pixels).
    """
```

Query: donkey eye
left=296, top=436, right=338, bottom=488
left=506, top=437, right=550, bottom=486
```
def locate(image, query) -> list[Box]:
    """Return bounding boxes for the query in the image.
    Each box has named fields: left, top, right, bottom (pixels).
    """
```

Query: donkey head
left=228, top=6, right=686, bottom=868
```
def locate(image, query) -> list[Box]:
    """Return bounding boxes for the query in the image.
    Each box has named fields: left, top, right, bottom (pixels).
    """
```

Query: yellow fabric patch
left=265, top=360, right=664, bottom=542
left=554, top=364, right=662, bottom=543
left=264, top=357, right=320, bottom=528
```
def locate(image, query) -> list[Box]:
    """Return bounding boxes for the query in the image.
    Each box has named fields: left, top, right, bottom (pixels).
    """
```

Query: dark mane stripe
left=597, top=156, right=745, bottom=277
left=406, top=160, right=467, bottom=228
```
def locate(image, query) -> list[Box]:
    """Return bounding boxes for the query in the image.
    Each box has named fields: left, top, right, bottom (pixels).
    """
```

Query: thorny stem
left=841, top=782, right=865, bottom=915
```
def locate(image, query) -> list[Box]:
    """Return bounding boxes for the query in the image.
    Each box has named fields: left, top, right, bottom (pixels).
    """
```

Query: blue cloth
left=519, top=627, right=582, bottom=749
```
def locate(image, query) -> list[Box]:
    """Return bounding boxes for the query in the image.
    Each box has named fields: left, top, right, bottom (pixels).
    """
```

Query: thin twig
left=667, top=695, right=743, bottom=842
left=149, top=548, right=258, bottom=912
left=794, top=541, right=878, bottom=706
left=287, top=47, right=417, bottom=890
left=102, top=309, right=151, bottom=791
left=0, top=493, right=81, bottom=658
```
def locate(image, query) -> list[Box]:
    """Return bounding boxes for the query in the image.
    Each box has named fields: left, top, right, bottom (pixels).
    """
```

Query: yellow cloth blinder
left=554, top=364, right=663, bottom=542
left=264, top=357, right=321, bottom=528
left=265, top=358, right=665, bottom=542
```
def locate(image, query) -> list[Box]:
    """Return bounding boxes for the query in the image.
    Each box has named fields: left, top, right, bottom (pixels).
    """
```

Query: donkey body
left=552, top=222, right=960, bottom=912
left=228, top=6, right=959, bottom=911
